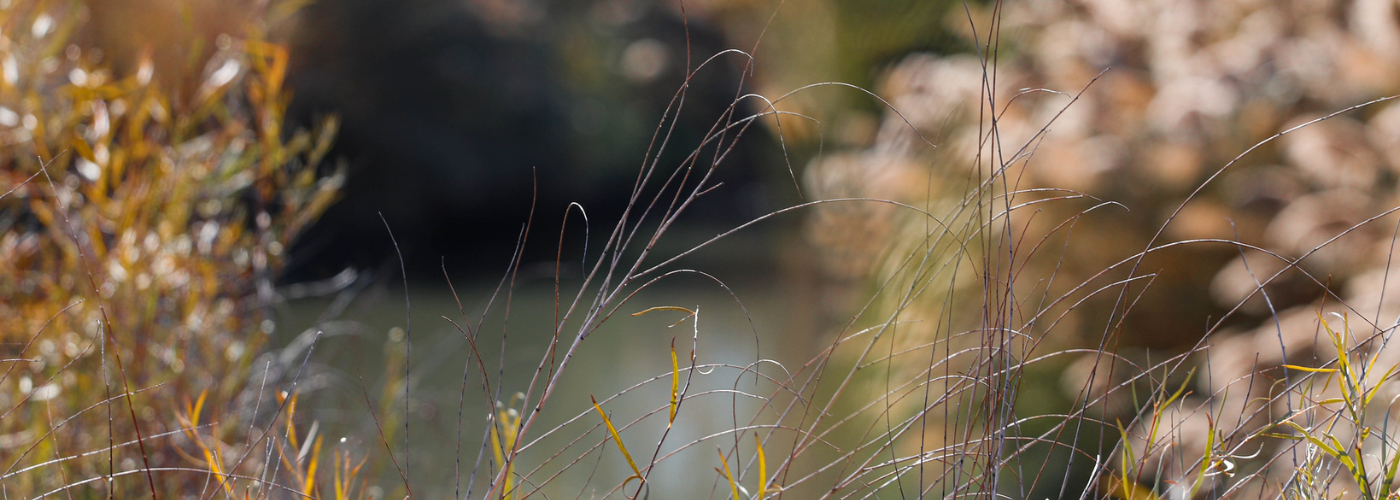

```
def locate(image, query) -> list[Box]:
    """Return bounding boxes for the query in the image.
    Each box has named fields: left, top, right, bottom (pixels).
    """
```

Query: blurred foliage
left=681, top=0, right=975, bottom=147
left=808, top=0, right=1400, bottom=350
left=0, top=0, right=346, bottom=495
left=801, top=0, right=1400, bottom=497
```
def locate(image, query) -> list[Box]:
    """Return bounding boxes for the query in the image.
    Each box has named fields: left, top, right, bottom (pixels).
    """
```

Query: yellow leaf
left=1102, top=472, right=1166, bottom=500
left=632, top=306, right=697, bottom=327
left=756, top=435, right=767, bottom=500
left=631, top=306, right=696, bottom=317
left=670, top=339, right=680, bottom=425
left=593, top=396, right=644, bottom=482
left=719, top=449, right=741, bottom=500
left=192, top=389, right=207, bottom=426
left=303, top=435, right=323, bottom=497
left=1283, top=364, right=1338, bottom=374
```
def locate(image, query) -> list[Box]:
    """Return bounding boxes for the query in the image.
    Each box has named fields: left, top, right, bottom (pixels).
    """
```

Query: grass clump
left=0, top=0, right=345, bottom=496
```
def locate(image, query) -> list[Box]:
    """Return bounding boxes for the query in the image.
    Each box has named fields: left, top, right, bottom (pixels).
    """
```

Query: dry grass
left=9, top=0, right=1400, bottom=499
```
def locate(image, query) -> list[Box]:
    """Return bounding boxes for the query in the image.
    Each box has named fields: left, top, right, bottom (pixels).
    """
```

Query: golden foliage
left=0, top=0, right=342, bottom=495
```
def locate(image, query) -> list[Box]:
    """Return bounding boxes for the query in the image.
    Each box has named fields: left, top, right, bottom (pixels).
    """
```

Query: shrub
left=0, top=0, right=341, bottom=496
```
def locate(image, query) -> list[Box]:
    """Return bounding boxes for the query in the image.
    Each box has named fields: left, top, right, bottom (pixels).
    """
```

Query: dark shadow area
left=282, top=0, right=786, bottom=282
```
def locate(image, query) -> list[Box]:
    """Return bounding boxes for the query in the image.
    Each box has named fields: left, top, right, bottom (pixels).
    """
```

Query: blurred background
left=275, top=0, right=973, bottom=283
left=282, top=0, right=769, bottom=282
left=11, top=0, right=1400, bottom=496
left=265, top=0, right=980, bottom=493
left=270, top=0, right=1400, bottom=495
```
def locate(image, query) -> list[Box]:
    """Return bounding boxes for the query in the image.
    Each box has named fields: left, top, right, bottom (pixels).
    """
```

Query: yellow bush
left=0, top=0, right=342, bottom=495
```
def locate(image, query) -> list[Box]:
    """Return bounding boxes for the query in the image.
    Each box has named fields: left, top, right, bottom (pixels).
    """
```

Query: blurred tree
left=283, top=0, right=776, bottom=281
